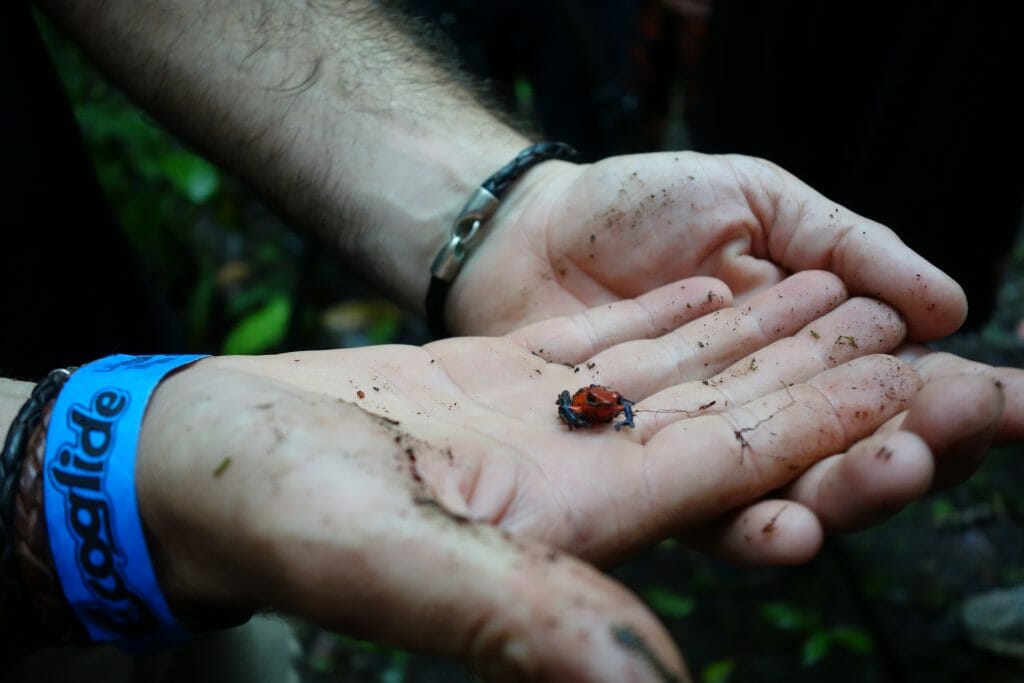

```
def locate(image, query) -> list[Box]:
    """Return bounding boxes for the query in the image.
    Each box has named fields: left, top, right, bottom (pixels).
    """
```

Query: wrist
left=134, top=352, right=409, bottom=619
left=339, top=128, right=530, bottom=314
left=424, top=142, right=581, bottom=337
left=134, top=357, right=257, bottom=612
left=1, top=372, right=85, bottom=656
left=445, top=157, right=583, bottom=336
left=33, top=355, right=214, bottom=650
left=39, top=0, right=531, bottom=316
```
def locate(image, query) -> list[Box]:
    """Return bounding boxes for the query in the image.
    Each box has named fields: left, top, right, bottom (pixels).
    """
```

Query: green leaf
left=656, top=538, right=679, bottom=552
left=829, top=625, right=874, bottom=654
left=159, top=151, right=221, bottom=203
left=513, top=76, right=535, bottom=111
left=759, top=601, right=812, bottom=632
left=701, top=658, right=735, bottom=683
left=801, top=632, right=831, bottom=667
left=222, top=295, right=292, bottom=355
left=367, top=314, right=402, bottom=345
left=330, top=633, right=410, bottom=682
left=929, top=497, right=956, bottom=526
left=644, top=587, right=696, bottom=619
left=75, top=101, right=160, bottom=149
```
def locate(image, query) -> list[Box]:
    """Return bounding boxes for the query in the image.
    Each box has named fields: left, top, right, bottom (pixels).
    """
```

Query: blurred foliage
left=757, top=601, right=873, bottom=668
left=645, top=586, right=697, bottom=619
left=701, top=658, right=735, bottom=683
left=222, top=294, right=292, bottom=356
left=308, top=633, right=411, bottom=682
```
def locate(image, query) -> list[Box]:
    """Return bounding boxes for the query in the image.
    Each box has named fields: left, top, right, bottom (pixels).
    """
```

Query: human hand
left=449, top=151, right=967, bottom=343
left=694, top=344, right=1024, bottom=565
left=506, top=270, right=1023, bottom=565
left=661, top=346, right=1023, bottom=564
left=134, top=271, right=985, bottom=680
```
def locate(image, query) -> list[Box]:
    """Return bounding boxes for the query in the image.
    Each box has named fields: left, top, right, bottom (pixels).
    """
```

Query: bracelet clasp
left=430, top=186, right=499, bottom=283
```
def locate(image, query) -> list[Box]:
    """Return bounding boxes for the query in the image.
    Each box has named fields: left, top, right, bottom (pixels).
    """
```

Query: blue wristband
left=43, top=354, right=208, bottom=651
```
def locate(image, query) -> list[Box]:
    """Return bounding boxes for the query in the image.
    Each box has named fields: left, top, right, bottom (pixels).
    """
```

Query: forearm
left=34, top=0, right=529, bottom=312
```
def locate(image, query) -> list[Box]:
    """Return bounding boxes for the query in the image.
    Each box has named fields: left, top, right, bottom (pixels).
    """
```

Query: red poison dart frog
left=556, top=384, right=636, bottom=431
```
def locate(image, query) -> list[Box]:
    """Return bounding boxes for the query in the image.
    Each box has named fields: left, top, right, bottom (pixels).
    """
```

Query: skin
left=450, top=153, right=966, bottom=342
left=17, top=0, right=1022, bottom=678
left=123, top=273, right=1018, bottom=681
left=35, top=0, right=967, bottom=343
left=1, top=278, right=1019, bottom=679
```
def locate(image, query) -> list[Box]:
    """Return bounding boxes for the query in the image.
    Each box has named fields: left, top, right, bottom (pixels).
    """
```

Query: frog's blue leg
left=614, top=398, right=636, bottom=431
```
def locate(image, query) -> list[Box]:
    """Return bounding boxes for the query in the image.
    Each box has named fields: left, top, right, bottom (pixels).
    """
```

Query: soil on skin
left=294, top=229, right=1024, bottom=683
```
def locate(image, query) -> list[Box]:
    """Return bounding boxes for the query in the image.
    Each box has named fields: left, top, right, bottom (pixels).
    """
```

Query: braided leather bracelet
left=3, top=360, right=254, bottom=656
left=0, top=367, right=78, bottom=655
left=15, top=400, right=87, bottom=649
left=425, top=141, right=579, bottom=338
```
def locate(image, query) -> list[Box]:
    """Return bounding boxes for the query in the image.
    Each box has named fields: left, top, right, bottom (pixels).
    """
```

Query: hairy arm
left=34, top=0, right=529, bottom=312
left=32, top=1, right=971, bottom=345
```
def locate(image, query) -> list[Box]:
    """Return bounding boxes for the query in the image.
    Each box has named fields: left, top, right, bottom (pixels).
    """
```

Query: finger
left=632, top=355, right=921, bottom=541
left=781, top=430, right=935, bottom=533
left=733, top=157, right=968, bottom=340
left=895, top=372, right=1005, bottom=489
left=141, top=371, right=691, bottom=683
left=507, top=276, right=731, bottom=365
left=902, top=349, right=1024, bottom=443
left=634, top=295, right=906, bottom=434
left=681, top=500, right=824, bottom=565
left=576, top=270, right=849, bottom=397
left=280, top=490, right=690, bottom=682
left=781, top=372, right=1004, bottom=533
left=829, top=226, right=966, bottom=341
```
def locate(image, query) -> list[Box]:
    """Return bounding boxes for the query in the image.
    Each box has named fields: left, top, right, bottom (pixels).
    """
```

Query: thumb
left=285, top=496, right=690, bottom=682
left=136, top=363, right=688, bottom=681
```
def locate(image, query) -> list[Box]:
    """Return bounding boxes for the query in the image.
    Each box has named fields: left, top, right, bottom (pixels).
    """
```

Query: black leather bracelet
left=425, top=141, right=579, bottom=339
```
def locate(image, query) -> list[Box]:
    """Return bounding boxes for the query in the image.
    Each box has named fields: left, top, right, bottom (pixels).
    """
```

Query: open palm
left=451, top=151, right=966, bottom=345
left=129, top=271, right=1021, bottom=681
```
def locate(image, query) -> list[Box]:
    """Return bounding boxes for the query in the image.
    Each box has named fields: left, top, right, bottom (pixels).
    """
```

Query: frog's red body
left=556, top=384, right=636, bottom=431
